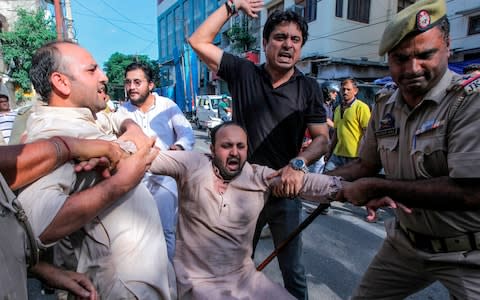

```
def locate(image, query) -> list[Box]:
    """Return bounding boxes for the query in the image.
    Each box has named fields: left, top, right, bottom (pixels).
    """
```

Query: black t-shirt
left=218, top=52, right=326, bottom=169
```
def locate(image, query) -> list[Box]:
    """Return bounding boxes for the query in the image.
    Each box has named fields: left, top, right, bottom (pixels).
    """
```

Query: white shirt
left=116, top=93, right=194, bottom=151
left=0, top=111, right=16, bottom=144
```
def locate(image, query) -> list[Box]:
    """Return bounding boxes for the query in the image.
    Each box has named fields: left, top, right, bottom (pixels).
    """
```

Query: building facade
left=156, top=0, right=480, bottom=105
left=448, top=0, right=480, bottom=73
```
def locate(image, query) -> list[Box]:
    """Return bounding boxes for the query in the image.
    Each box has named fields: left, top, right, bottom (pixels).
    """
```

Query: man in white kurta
left=149, top=123, right=342, bottom=300
left=119, top=63, right=194, bottom=260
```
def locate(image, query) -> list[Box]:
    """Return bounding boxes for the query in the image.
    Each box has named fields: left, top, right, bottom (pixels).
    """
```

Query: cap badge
left=416, top=10, right=431, bottom=30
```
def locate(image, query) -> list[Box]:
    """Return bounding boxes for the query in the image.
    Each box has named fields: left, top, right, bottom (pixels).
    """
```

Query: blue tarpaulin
left=449, top=58, right=480, bottom=74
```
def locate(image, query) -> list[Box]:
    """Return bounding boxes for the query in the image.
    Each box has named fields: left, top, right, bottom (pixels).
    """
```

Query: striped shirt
left=0, top=111, right=16, bottom=144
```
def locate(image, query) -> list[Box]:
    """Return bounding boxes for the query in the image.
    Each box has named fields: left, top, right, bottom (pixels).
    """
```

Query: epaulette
left=447, top=73, right=480, bottom=95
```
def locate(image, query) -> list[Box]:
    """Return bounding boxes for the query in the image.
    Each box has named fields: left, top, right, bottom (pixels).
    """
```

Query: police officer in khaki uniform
left=329, top=0, right=480, bottom=298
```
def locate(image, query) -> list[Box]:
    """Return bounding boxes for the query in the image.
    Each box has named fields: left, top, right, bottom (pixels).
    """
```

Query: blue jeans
left=323, top=154, right=356, bottom=173
left=253, top=196, right=308, bottom=300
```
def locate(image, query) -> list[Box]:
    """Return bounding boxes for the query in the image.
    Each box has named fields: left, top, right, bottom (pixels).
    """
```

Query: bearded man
left=148, top=122, right=344, bottom=300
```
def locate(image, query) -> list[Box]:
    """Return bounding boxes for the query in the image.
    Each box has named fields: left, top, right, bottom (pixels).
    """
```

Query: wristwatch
left=289, top=157, right=309, bottom=173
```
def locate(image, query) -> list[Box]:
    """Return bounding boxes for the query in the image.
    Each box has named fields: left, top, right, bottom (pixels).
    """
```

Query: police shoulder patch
left=463, top=74, right=480, bottom=95
left=448, top=74, right=480, bottom=95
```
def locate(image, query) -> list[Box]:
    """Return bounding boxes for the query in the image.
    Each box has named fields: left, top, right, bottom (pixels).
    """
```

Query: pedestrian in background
left=188, top=2, right=329, bottom=298
left=0, top=92, right=16, bottom=145
left=331, top=0, right=480, bottom=298
left=324, top=78, right=370, bottom=172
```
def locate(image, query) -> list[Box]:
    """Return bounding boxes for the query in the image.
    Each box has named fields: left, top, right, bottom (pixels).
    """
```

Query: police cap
left=378, top=0, right=447, bottom=56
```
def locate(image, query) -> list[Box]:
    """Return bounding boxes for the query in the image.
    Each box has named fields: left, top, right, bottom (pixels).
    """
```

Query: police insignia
left=416, top=10, right=431, bottom=30
left=464, top=75, right=480, bottom=95
left=376, top=113, right=399, bottom=137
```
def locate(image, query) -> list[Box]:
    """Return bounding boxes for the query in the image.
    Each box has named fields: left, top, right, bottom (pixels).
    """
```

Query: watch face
left=292, top=159, right=305, bottom=169
left=294, top=159, right=303, bottom=168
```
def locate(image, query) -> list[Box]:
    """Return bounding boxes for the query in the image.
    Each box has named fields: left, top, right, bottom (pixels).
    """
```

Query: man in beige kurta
left=149, top=123, right=342, bottom=300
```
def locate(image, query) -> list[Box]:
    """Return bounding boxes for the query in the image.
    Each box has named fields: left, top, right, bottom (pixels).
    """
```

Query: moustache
left=400, top=72, right=425, bottom=80
left=226, top=156, right=240, bottom=164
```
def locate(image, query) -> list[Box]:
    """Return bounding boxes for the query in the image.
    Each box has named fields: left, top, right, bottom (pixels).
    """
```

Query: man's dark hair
left=438, top=17, right=450, bottom=46
left=29, top=40, right=77, bottom=102
left=263, top=10, right=308, bottom=46
left=210, top=121, right=247, bottom=146
left=124, top=62, right=154, bottom=82
left=463, top=63, right=480, bottom=75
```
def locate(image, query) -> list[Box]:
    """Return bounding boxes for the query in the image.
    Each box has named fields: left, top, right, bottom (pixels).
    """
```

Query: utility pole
left=64, top=0, right=75, bottom=41
left=53, top=0, right=64, bottom=40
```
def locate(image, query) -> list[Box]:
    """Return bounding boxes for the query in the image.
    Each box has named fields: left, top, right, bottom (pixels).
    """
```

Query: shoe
left=260, top=225, right=271, bottom=239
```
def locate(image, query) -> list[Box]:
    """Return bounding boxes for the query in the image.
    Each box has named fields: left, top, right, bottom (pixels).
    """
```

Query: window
left=167, top=12, right=174, bottom=56
left=397, top=0, right=415, bottom=12
left=160, top=18, right=167, bottom=59
left=347, top=0, right=370, bottom=23
left=183, top=0, right=191, bottom=37
left=468, top=15, right=480, bottom=35
left=294, top=0, right=317, bottom=22
left=336, top=0, right=343, bottom=18
left=174, top=6, right=183, bottom=49
left=193, top=0, right=203, bottom=29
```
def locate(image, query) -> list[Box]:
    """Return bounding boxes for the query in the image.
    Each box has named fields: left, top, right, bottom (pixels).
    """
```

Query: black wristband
left=225, top=1, right=233, bottom=16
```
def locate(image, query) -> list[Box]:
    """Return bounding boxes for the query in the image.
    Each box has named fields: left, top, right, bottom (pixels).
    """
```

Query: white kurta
left=149, top=151, right=340, bottom=300
left=18, top=105, right=170, bottom=299
left=116, top=93, right=195, bottom=261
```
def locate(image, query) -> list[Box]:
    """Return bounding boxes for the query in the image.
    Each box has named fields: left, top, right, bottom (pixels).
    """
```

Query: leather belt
left=399, top=222, right=480, bottom=253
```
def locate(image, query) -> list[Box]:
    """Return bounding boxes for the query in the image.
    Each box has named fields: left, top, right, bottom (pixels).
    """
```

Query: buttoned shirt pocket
left=412, top=129, right=448, bottom=178
left=377, top=135, right=399, bottom=175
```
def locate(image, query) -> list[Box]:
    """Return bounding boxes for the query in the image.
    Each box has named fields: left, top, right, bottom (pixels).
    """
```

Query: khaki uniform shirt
left=360, top=70, right=480, bottom=236
left=0, top=173, right=28, bottom=299
left=150, top=151, right=340, bottom=300
left=18, top=106, right=171, bottom=299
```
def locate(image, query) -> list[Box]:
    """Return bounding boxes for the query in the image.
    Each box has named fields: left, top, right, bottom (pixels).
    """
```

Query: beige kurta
left=18, top=105, right=170, bottom=299
left=150, top=151, right=341, bottom=300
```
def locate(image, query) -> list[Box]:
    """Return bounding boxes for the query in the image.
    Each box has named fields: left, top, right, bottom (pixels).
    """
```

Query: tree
left=0, top=9, right=56, bottom=102
left=226, top=15, right=256, bottom=53
left=103, top=53, right=160, bottom=101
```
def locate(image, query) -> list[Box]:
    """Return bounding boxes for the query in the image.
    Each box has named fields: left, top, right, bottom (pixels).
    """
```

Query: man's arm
left=3, top=137, right=123, bottom=190
left=39, top=143, right=158, bottom=245
left=168, top=105, right=195, bottom=151
left=301, top=123, right=329, bottom=165
left=268, top=123, right=329, bottom=198
left=339, top=176, right=480, bottom=211
left=117, top=118, right=151, bottom=150
left=30, top=262, right=97, bottom=300
left=188, top=0, right=263, bottom=72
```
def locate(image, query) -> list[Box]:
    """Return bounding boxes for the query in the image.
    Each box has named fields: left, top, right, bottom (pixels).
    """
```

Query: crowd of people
left=2, top=0, right=480, bottom=299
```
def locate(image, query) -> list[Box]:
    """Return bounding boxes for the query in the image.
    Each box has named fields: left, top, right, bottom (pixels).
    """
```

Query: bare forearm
left=300, top=135, right=328, bottom=165
left=5, top=139, right=69, bottom=190
left=39, top=177, right=132, bottom=244
left=369, top=176, right=480, bottom=210
left=188, top=5, right=229, bottom=51
left=326, top=158, right=378, bottom=181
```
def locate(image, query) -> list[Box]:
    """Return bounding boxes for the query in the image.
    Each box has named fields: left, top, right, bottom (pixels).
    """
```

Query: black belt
left=399, top=222, right=480, bottom=253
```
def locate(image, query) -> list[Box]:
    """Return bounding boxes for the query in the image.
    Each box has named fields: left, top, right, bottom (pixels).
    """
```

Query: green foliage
left=0, top=9, right=56, bottom=100
left=226, top=20, right=256, bottom=53
left=103, top=53, right=160, bottom=101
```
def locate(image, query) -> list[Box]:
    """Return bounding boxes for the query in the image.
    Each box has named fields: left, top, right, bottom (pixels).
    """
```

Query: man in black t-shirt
left=189, top=2, right=329, bottom=299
